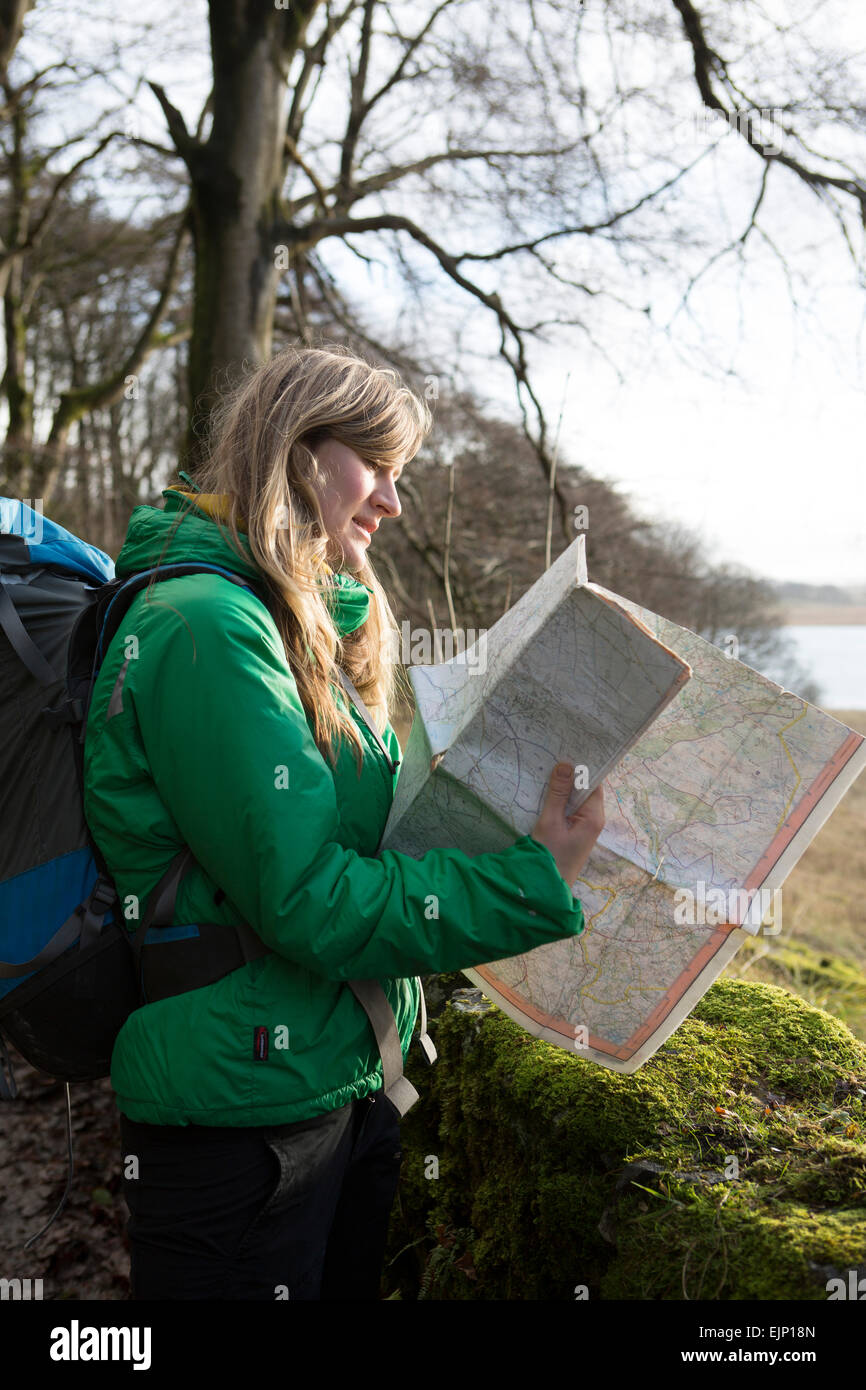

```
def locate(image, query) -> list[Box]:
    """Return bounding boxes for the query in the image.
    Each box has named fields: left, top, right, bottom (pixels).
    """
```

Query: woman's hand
left=530, top=764, right=606, bottom=889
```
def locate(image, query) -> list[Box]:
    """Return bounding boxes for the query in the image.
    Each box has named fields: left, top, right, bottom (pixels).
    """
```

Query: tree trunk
left=1, top=94, right=34, bottom=495
left=172, top=0, right=322, bottom=466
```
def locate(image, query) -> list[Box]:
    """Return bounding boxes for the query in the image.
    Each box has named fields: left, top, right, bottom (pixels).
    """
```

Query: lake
left=772, top=625, right=866, bottom=709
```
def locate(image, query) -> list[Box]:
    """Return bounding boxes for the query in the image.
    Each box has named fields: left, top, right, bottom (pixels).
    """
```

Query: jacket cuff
left=507, top=833, right=586, bottom=936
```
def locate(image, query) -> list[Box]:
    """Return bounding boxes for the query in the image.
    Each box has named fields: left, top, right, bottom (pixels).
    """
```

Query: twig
left=545, top=371, right=570, bottom=571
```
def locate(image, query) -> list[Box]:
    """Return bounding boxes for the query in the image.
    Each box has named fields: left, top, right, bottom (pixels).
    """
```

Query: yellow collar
left=171, top=489, right=246, bottom=530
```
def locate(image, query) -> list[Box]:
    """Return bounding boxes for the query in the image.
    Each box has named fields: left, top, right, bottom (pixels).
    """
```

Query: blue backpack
left=0, top=497, right=431, bottom=1110
left=0, top=497, right=275, bottom=1104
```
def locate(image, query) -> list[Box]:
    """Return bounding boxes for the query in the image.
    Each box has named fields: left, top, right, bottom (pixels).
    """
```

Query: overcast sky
left=14, top=0, right=866, bottom=590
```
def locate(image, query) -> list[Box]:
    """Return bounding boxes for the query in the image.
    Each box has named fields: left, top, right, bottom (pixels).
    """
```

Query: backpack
left=0, top=497, right=433, bottom=1236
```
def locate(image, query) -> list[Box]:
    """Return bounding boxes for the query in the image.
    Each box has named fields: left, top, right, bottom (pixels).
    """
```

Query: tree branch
left=278, top=208, right=576, bottom=537
left=147, top=79, right=202, bottom=169
left=287, top=141, right=583, bottom=218
left=672, top=0, right=866, bottom=224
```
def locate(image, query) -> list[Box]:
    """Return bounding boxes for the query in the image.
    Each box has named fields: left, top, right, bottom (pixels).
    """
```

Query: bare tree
left=2, top=0, right=863, bottom=632
left=0, top=3, right=197, bottom=503
left=129, top=0, right=865, bottom=541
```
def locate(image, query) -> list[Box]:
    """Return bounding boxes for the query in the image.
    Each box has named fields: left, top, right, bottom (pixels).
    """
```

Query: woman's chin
left=343, top=536, right=369, bottom=570
left=327, top=545, right=364, bottom=574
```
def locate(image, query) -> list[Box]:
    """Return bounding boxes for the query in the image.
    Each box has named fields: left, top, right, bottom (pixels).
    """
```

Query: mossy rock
left=384, top=976, right=866, bottom=1300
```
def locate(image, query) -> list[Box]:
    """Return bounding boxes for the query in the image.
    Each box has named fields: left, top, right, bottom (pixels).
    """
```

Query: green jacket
left=82, top=488, right=586, bottom=1126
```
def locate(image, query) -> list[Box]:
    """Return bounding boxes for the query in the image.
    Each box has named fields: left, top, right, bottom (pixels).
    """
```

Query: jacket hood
left=116, top=488, right=373, bottom=637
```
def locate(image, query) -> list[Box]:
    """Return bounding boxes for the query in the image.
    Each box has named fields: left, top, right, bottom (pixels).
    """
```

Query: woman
left=82, top=343, right=605, bottom=1301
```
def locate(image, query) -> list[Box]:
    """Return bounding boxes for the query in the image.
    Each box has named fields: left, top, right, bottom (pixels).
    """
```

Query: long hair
left=162, top=343, right=432, bottom=774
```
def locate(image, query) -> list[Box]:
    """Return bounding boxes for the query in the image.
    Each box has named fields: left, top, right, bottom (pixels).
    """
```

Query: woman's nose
left=373, top=476, right=401, bottom=518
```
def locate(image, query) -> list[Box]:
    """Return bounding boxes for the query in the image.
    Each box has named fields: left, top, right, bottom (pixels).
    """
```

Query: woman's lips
left=353, top=520, right=372, bottom=540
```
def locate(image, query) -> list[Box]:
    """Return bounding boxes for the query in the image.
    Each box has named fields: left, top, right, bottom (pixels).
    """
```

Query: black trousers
left=119, top=1091, right=402, bottom=1300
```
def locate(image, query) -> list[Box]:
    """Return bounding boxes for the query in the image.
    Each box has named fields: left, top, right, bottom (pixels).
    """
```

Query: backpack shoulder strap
left=0, top=572, right=59, bottom=685
left=334, top=666, right=400, bottom=777
left=95, top=563, right=266, bottom=668
left=347, top=979, right=420, bottom=1117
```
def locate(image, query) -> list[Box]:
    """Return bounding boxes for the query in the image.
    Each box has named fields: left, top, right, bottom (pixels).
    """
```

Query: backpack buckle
left=41, top=697, right=84, bottom=728
left=88, top=875, right=116, bottom=917
left=77, top=874, right=117, bottom=952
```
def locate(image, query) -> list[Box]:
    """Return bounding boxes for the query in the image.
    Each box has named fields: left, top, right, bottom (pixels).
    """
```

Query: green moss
left=601, top=1200, right=866, bottom=1301
left=384, top=976, right=866, bottom=1300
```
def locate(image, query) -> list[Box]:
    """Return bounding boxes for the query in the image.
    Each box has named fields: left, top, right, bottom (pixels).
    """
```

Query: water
left=773, top=625, right=866, bottom=709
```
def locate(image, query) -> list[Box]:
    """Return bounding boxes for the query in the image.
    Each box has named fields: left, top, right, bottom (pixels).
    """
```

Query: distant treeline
left=770, top=582, right=865, bottom=604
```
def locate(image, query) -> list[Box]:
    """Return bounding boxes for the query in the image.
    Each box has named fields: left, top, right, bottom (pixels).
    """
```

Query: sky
left=13, top=0, right=866, bottom=591
left=550, top=295, right=866, bottom=591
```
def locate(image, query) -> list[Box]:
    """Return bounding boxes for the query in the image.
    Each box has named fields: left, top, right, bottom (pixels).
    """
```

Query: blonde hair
left=162, top=343, right=432, bottom=774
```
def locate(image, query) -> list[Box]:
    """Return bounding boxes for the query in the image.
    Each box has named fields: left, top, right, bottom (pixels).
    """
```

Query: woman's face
left=311, top=437, right=403, bottom=571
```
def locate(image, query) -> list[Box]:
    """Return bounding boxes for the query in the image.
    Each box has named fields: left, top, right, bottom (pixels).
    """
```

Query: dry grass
left=775, top=604, right=866, bottom=625
left=725, top=708, right=866, bottom=1037
left=761, top=708, right=865, bottom=966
